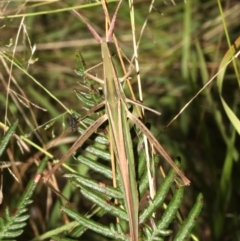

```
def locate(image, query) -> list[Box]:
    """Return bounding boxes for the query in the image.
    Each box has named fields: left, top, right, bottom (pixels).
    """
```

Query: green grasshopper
left=44, top=1, right=190, bottom=240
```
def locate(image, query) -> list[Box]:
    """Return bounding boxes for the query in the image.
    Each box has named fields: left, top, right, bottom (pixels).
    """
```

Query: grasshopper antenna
left=103, top=0, right=122, bottom=42
left=71, top=9, right=102, bottom=43
left=72, top=0, right=122, bottom=43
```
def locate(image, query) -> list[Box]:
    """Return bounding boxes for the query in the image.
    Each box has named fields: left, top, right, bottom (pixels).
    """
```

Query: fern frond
left=0, top=159, right=47, bottom=240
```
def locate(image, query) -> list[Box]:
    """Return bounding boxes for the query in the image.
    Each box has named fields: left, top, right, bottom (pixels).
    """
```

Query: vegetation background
left=0, top=0, right=239, bottom=240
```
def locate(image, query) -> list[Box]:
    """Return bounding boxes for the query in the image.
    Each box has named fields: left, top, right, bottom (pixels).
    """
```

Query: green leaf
left=62, top=206, right=129, bottom=241
left=65, top=173, right=123, bottom=199
left=0, top=121, right=18, bottom=157
left=174, top=193, right=203, bottom=241
left=217, top=36, right=240, bottom=135
left=139, top=168, right=176, bottom=224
